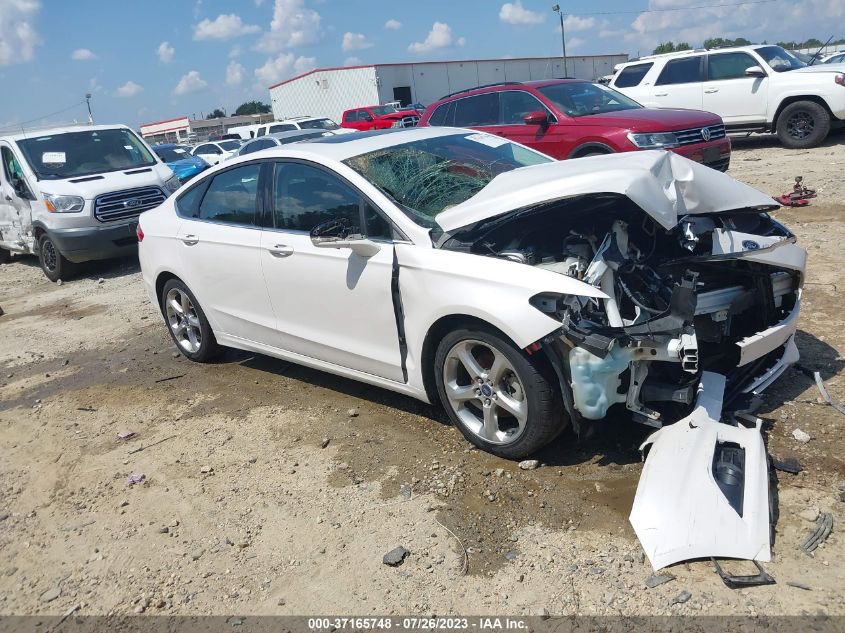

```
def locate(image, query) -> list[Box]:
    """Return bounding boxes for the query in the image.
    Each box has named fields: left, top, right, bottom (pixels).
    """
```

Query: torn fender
left=630, top=372, right=771, bottom=571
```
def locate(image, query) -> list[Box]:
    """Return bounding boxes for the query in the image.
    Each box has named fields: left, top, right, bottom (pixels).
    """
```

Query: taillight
left=136, top=224, right=145, bottom=242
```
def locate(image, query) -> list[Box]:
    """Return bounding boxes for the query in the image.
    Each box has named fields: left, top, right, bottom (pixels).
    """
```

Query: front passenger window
left=500, top=91, right=551, bottom=124
left=274, top=163, right=361, bottom=232
left=708, top=52, right=759, bottom=80
left=198, top=164, right=260, bottom=225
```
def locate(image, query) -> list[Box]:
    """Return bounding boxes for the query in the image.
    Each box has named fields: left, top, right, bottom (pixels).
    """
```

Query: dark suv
left=418, top=79, right=731, bottom=170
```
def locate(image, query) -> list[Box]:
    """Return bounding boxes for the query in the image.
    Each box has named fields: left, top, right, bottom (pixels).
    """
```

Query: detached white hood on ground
left=436, top=150, right=778, bottom=234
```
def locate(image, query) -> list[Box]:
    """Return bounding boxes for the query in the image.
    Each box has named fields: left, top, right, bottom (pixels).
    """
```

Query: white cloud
left=226, top=60, right=244, bottom=86
left=229, top=45, right=242, bottom=58
left=71, top=48, right=96, bottom=60
left=254, top=53, right=316, bottom=86
left=256, top=0, right=322, bottom=52
left=499, top=1, right=545, bottom=25
left=384, top=18, right=402, bottom=30
left=255, top=0, right=265, bottom=4
left=0, top=0, right=40, bottom=67
left=115, top=80, right=143, bottom=98
left=344, top=56, right=363, bottom=66
left=342, top=32, right=373, bottom=52
left=174, top=70, right=208, bottom=95
left=563, top=15, right=596, bottom=31
left=567, top=37, right=585, bottom=50
left=408, top=22, right=464, bottom=54
left=157, top=41, right=174, bottom=63
left=194, top=13, right=260, bottom=40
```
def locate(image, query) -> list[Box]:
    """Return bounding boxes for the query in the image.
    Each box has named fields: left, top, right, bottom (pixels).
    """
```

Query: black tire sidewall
left=160, top=279, right=220, bottom=362
left=38, top=234, right=69, bottom=282
left=0, top=247, right=11, bottom=264
left=433, top=326, right=564, bottom=459
left=777, top=101, right=830, bottom=149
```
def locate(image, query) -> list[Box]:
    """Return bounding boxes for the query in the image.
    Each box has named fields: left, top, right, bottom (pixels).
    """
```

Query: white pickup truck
left=610, top=45, right=845, bottom=148
left=0, top=124, right=179, bottom=281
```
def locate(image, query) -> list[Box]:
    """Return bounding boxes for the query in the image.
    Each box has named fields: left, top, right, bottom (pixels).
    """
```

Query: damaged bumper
left=629, top=372, right=772, bottom=571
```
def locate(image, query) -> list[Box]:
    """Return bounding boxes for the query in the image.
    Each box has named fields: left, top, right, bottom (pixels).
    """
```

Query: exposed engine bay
left=441, top=193, right=804, bottom=431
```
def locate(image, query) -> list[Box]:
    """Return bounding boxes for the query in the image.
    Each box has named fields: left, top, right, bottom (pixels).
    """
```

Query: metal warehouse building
left=268, top=54, right=628, bottom=123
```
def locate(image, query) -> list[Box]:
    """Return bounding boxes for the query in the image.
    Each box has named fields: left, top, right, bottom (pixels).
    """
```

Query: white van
left=0, top=124, right=179, bottom=281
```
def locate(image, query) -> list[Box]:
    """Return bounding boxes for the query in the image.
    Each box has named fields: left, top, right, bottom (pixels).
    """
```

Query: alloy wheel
left=165, top=288, right=203, bottom=353
left=786, top=111, right=814, bottom=140
left=442, top=339, right=528, bottom=445
left=41, top=239, right=57, bottom=271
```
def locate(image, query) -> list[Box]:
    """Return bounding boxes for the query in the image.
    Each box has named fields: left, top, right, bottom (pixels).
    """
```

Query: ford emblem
left=701, top=127, right=711, bottom=142
left=124, top=198, right=142, bottom=209
left=742, top=240, right=760, bottom=250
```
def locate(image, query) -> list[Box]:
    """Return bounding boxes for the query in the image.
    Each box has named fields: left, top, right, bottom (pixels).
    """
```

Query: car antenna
left=808, top=35, right=834, bottom=65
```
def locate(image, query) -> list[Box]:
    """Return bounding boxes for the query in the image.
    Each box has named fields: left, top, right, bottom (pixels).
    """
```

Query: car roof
left=618, top=44, right=779, bottom=67
left=246, top=130, right=326, bottom=143
left=436, top=78, right=587, bottom=101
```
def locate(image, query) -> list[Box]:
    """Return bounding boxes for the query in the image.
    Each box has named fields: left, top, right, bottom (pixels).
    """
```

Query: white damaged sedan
left=139, top=128, right=805, bottom=572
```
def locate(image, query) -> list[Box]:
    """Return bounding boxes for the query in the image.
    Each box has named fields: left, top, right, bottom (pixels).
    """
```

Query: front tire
left=434, top=326, right=565, bottom=459
left=160, top=279, right=221, bottom=362
left=776, top=101, right=830, bottom=149
left=0, top=247, right=11, bottom=264
left=38, top=234, right=75, bottom=282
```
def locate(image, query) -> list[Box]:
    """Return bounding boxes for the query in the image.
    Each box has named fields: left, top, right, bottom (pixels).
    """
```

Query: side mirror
left=310, top=218, right=381, bottom=257
left=523, top=110, right=549, bottom=126
left=745, top=65, right=766, bottom=78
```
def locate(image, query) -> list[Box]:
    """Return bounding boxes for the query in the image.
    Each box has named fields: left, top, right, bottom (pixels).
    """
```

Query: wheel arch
left=771, top=95, right=833, bottom=131
left=568, top=142, right=615, bottom=159
left=154, top=270, right=183, bottom=313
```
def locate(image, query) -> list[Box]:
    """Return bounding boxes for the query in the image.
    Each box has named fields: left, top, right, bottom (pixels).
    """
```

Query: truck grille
left=93, top=186, right=167, bottom=223
left=674, top=124, right=726, bottom=146
left=394, top=115, right=420, bottom=128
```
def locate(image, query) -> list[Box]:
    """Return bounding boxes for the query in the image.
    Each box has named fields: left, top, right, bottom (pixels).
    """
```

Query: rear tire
left=38, top=234, right=75, bottom=282
left=434, top=326, right=565, bottom=459
left=160, top=279, right=221, bottom=362
left=776, top=100, right=830, bottom=149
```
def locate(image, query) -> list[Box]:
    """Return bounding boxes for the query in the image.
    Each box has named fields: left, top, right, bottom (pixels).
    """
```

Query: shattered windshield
left=16, top=128, right=157, bottom=179
left=537, top=82, right=642, bottom=117
left=343, top=133, right=551, bottom=226
left=755, top=46, right=805, bottom=72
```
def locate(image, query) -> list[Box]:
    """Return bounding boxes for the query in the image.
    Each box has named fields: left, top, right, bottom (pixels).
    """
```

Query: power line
left=0, top=100, right=86, bottom=133
left=573, top=0, right=778, bottom=17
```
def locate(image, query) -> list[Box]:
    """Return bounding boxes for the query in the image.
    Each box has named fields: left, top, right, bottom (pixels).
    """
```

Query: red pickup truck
left=341, top=105, right=421, bottom=131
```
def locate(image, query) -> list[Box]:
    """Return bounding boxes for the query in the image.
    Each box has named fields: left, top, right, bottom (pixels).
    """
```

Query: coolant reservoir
left=569, top=345, right=630, bottom=420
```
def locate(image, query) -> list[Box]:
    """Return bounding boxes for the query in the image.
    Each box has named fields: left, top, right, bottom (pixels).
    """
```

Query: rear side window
left=707, top=52, right=759, bottom=80
left=656, top=57, right=703, bottom=85
left=343, top=110, right=355, bottom=122
left=427, top=103, right=450, bottom=126
left=614, top=63, right=653, bottom=88
left=256, top=127, right=266, bottom=137
left=269, top=124, right=296, bottom=133
left=242, top=139, right=276, bottom=155
left=198, top=164, right=260, bottom=226
left=453, top=93, right=499, bottom=127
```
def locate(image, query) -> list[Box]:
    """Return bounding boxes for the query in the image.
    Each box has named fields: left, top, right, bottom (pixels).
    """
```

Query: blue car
left=151, top=144, right=209, bottom=184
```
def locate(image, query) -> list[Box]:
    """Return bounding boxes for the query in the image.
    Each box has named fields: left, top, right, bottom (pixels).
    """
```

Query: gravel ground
left=1, top=134, right=843, bottom=617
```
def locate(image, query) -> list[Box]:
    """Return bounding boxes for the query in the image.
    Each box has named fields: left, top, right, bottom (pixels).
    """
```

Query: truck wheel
left=0, top=247, right=11, bottom=264
left=776, top=101, right=831, bottom=149
left=434, top=326, right=565, bottom=459
left=38, top=234, right=75, bottom=282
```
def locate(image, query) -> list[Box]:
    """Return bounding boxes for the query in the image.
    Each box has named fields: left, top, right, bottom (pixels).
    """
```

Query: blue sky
left=0, top=0, right=841, bottom=130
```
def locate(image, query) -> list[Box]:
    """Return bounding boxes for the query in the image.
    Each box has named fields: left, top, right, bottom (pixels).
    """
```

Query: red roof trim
left=267, top=54, right=628, bottom=90
left=140, top=115, right=190, bottom=129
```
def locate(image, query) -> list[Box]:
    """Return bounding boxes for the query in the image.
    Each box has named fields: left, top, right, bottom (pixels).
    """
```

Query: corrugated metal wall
left=269, top=55, right=628, bottom=121
left=270, top=66, right=380, bottom=123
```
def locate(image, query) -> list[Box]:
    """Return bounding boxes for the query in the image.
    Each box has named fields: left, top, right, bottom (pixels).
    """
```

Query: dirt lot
left=1, top=134, right=844, bottom=617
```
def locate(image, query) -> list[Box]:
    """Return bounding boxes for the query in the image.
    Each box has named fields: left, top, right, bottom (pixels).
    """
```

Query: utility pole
left=552, top=4, right=568, bottom=78
left=85, top=93, right=94, bottom=125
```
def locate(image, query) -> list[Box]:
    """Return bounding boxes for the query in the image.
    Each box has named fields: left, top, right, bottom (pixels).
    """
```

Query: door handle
left=181, top=235, right=199, bottom=246
left=704, top=88, right=719, bottom=94
left=268, top=244, right=294, bottom=258
left=654, top=92, right=669, bottom=97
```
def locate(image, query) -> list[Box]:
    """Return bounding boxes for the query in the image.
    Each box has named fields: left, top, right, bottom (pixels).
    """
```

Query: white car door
left=173, top=161, right=279, bottom=344
left=0, top=143, right=33, bottom=249
left=649, top=56, right=704, bottom=110
left=259, top=160, right=404, bottom=382
left=702, top=51, right=769, bottom=125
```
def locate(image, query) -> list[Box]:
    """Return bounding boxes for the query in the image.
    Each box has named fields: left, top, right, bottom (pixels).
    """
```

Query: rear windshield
left=219, top=140, right=242, bottom=151
left=298, top=118, right=340, bottom=130
left=536, top=82, right=642, bottom=117
left=153, top=146, right=191, bottom=162
left=16, top=128, right=157, bottom=179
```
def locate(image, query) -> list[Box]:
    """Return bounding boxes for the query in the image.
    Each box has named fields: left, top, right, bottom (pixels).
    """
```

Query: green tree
left=234, top=101, right=271, bottom=115
left=206, top=108, right=226, bottom=119
left=652, top=41, right=691, bottom=55
left=704, top=37, right=752, bottom=49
